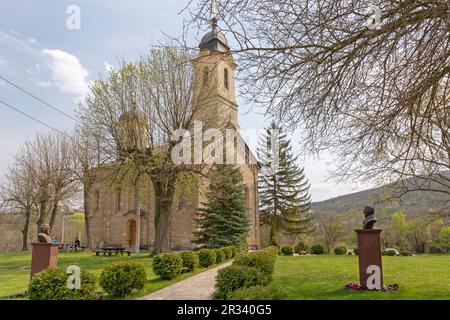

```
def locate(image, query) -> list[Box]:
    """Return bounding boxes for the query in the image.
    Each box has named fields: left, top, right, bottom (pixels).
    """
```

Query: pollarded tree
left=193, top=165, right=250, bottom=248
left=78, top=47, right=218, bottom=253
left=258, top=122, right=313, bottom=245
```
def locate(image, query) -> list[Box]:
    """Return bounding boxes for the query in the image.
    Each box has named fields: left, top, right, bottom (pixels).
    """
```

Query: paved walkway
left=139, top=261, right=233, bottom=300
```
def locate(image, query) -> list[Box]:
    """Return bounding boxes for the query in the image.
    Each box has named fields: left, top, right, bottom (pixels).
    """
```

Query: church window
left=117, top=188, right=122, bottom=212
left=203, top=67, right=209, bottom=84
left=95, top=189, right=100, bottom=212
left=245, top=145, right=250, bottom=164
left=224, top=68, right=229, bottom=90
left=179, top=197, right=188, bottom=210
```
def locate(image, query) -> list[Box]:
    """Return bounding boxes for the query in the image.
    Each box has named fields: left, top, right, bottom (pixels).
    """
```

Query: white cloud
left=104, top=61, right=114, bottom=72
left=0, top=56, right=7, bottom=66
left=28, top=37, right=38, bottom=44
left=42, top=49, right=89, bottom=98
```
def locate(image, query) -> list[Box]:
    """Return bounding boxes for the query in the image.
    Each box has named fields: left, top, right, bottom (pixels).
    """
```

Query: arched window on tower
left=224, top=68, right=229, bottom=90
left=203, top=67, right=209, bottom=85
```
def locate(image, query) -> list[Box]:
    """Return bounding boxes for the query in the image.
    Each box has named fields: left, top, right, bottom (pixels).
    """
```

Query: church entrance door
left=128, top=220, right=136, bottom=247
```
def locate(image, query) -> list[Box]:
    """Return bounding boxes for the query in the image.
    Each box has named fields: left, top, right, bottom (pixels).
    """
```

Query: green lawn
left=0, top=250, right=215, bottom=299
left=1, top=251, right=449, bottom=300
left=273, top=254, right=450, bottom=299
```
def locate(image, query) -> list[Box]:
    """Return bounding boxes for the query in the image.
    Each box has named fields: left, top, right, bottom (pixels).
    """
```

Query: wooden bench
left=95, top=249, right=105, bottom=256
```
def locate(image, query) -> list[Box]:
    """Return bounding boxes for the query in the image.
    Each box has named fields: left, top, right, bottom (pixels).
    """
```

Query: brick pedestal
left=355, top=229, right=383, bottom=288
left=30, top=243, right=59, bottom=278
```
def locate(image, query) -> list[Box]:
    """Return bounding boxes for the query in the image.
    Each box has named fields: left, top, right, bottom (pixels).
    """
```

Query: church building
left=87, top=19, right=260, bottom=251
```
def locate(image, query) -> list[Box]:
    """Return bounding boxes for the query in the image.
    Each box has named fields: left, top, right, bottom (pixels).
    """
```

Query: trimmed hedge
left=334, top=246, right=347, bottom=255
left=29, top=268, right=97, bottom=300
left=179, top=251, right=200, bottom=272
left=280, top=245, right=294, bottom=256
left=295, top=240, right=309, bottom=254
left=222, top=247, right=233, bottom=259
left=311, top=244, right=326, bottom=254
left=152, top=253, right=183, bottom=280
left=382, top=249, right=397, bottom=256
left=229, top=246, right=237, bottom=257
left=229, top=284, right=287, bottom=300
left=198, top=249, right=217, bottom=267
left=213, top=265, right=269, bottom=299
left=99, top=261, right=146, bottom=297
left=262, top=246, right=279, bottom=263
left=233, top=252, right=274, bottom=278
left=214, top=248, right=226, bottom=263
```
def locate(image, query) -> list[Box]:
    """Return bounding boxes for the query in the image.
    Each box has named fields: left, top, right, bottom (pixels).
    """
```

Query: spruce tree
left=258, top=122, right=313, bottom=245
left=193, top=165, right=250, bottom=248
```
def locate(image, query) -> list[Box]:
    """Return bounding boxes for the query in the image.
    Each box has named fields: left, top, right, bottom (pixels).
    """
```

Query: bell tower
left=194, top=15, right=239, bottom=129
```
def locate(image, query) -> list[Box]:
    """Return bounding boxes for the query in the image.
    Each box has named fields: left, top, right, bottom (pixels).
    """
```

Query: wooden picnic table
left=95, top=247, right=131, bottom=256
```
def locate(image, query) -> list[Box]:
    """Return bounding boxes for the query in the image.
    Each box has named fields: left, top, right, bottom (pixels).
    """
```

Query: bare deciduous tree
left=70, top=126, right=106, bottom=250
left=0, top=164, right=36, bottom=251
left=14, top=133, right=79, bottom=236
left=187, top=0, right=450, bottom=209
left=321, top=214, right=344, bottom=251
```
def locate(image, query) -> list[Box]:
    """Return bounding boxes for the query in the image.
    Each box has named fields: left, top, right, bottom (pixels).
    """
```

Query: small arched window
left=178, top=197, right=188, bottom=210
left=224, top=68, right=229, bottom=90
left=203, top=67, right=209, bottom=85
left=117, top=188, right=122, bottom=212
left=95, top=190, right=100, bottom=212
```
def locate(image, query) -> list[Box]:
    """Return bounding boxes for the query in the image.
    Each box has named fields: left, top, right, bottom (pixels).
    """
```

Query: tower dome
left=117, top=109, right=148, bottom=153
left=199, top=17, right=230, bottom=52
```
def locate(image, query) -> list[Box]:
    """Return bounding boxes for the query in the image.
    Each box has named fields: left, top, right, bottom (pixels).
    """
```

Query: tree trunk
left=269, top=218, right=278, bottom=246
left=134, top=181, right=141, bottom=256
left=61, top=214, right=65, bottom=243
left=83, top=187, right=92, bottom=250
left=21, top=206, right=31, bottom=251
left=154, top=204, right=171, bottom=253
left=36, top=200, right=47, bottom=234
left=49, top=198, right=60, bottom=233
left=152, top=178, right=176, bottom=254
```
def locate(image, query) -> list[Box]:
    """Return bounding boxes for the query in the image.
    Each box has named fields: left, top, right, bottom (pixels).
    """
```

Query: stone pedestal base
left=355, top=229, right=383, bottom=288
left=30, top=243, right=59, bottom=278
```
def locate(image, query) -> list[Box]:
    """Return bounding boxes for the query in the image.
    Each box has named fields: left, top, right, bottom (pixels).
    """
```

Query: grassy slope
left=273, top=254, right=450, bottom=300
left=0, top=251, right=217, bottom=299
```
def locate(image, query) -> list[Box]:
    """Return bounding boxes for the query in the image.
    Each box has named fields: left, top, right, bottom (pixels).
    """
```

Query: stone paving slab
left=138, top=261, right=233, bottom=300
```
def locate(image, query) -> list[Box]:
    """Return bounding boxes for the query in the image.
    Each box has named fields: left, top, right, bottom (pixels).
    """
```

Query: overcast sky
left=0, top=0, right=375, bottom=202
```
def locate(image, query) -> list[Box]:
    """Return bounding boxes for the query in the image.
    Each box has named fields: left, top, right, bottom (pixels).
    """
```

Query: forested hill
left=311, top=180, right=448, bottom=224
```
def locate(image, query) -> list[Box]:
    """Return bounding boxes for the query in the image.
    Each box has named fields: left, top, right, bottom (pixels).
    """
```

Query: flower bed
left=344, top=283, right=400, bottom=292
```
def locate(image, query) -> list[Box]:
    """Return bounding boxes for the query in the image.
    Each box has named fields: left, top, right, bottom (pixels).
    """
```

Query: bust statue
left=37, top=223, right=52, bottom=243
left=363, top=206, right=377, bottom=229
